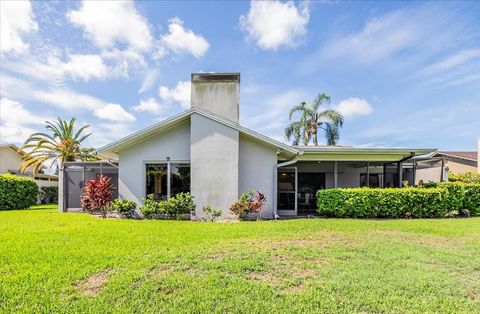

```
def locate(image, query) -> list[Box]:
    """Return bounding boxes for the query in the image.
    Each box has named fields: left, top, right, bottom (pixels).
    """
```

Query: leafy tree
left=285, top=93, right=344, bottom=145
left=19, top=117, right=98, bottom=174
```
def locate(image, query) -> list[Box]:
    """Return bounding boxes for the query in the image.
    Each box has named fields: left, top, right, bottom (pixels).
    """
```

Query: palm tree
left=19, top=117, right=98, bottom=174
left=285, top=93, right=344, bottom=146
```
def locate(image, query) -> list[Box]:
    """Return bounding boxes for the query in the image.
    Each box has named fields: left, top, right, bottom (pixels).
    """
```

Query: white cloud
left=0, top=97, right=50, bottom=144
left=309, top=4, right=470, bottom=67
left=160, top=18, right=209, bottom=58
left=334, top=98, right=373, bottom=118
left=418, top=49, right=480, bottom=76
left=138, top=69, right=159, bottom=93
left=239, top=0, right=309, bottom=50
left=0, top=97, right=48, bottom=125
left=60, top=54, right=108, bottom=81
left=94, top=104, right=135, bottom=123
left=89, top=122, right=134, bottom=147
left=0, top=0, right=38, bottom=54
left=3, top=53, right=109, bottom=83
left=159, top=81, right=191, bottom=109
left=67, top=0, right=152, bottom=51
left=414, top=49, right=480, bottom=87
left=0, top=74, right=135, bottom=124
left=132, top=98, right=163, bottom=114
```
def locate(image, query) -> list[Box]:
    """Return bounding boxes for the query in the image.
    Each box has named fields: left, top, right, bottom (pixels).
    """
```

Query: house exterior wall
left=0, top=146, right=22, bottom=173
left=238, top=135, right=277, bottom=219
left=446, top=160, right=477, bottom=175
left=190, top=113, right=239, bottom=218
left=117, top=121, right=191, bottom=204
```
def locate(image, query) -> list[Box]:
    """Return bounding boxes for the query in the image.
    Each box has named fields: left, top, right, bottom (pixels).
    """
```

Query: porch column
left=333, top=161, right=338, bottom=188
left=412, top=160, right=417, bottom=186
left=397, top=161, right=403, bottom=187
left=366, top=162, right=370, bottom=187
left=440, top=157, right=445, bottom=182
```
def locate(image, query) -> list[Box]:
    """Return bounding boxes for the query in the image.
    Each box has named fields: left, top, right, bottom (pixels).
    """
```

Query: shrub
left=39, top=186, right=58, bottom=204
left=81, top=175, right=113, bottom=218
left=0, top=174, right=38, bottom=210
left=422, top=182, right=480, bottom=216
left=201, top=205, right=223, bottom=222
left=229, top=190, right=266, bottom=220
left=316, top=187, right=451, bottom=218
left=448, top=172, right=480, bottom=184
left=140, top=192, right=195, bottom=219
left=112, top=198, right=137, bottom=218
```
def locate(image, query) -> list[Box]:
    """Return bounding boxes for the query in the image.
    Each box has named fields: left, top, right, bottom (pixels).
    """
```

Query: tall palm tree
left=285, top=93, right=344, bottom=146
left=19, top=117, right=98, bottom=174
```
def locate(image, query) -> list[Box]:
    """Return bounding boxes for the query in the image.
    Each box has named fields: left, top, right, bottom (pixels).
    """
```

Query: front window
left=146, top=163, right=190, bottom=199
left=170, top=164, right=190, bottom=197
left=146, top=164, right=168, bottom=200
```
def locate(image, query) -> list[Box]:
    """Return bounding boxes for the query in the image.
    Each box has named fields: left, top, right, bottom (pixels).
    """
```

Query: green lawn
left=1, top=206, right=479, bottom=313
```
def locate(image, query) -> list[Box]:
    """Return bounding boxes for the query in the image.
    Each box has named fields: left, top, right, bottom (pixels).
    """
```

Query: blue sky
left=1, top=0, right=479, bottom=151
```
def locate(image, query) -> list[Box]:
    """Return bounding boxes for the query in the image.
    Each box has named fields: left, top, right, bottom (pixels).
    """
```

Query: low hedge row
left=0, top=174, right=38, bottom=210
left=423, top=182, right=480, bottom=216
left=316, top=182, right=480, bottom=218
left=39, top=186, right=58, bottom=204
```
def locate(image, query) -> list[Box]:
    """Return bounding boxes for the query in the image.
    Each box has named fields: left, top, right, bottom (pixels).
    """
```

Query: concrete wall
left=0, top=146, right=22, bottom=173
left=191, top=73, right=239, bottom=123
left=118, top=121, right=190, bottom=204
left=238, top=135, right=277, bottom=219
left=190, top=113, right=239, bottom=218
left=446, top=160, right=477, bottom=175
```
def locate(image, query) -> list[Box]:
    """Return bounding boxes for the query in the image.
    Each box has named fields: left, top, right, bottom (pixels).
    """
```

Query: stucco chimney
left=191, top=73, right=240, bottom=123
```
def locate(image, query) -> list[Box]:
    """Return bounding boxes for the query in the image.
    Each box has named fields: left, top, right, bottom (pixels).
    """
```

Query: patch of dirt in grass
left=246, top=271, right=283, bottom=285
left=149, top=264, right=173, bottom=278
left=375, top=230, right=468, bottom=250
left=74, top=269, right=112, bottom=296
left=251, top=232, right=358, bottom=250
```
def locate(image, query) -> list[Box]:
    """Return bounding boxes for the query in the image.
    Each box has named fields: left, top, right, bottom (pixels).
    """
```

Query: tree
left=285, top=93, right=344, bottom=146
left=19, top=117, right=98, bottom=174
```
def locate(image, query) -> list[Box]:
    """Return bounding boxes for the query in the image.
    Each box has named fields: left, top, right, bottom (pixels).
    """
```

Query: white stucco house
left=0, top=143, right=59, bottom=188
left=59, top=73, right=439, bottom=218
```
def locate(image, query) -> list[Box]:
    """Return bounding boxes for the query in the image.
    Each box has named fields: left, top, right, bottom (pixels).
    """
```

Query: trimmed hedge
left=317, top=188, right=451, bottom=218
left=39, top=186, right=58, bottom=204
left=317, top=182, right=480, bottom=218
left=0, top=174, right=38, bottom=210
left=423, top=182, right=480, bottom=216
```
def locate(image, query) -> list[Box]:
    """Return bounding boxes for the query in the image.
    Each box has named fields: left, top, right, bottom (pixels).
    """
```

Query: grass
left=1, top=205, right=479, bottom=313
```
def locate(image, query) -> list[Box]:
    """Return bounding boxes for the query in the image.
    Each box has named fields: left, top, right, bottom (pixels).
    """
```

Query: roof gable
left=97, top=108, right=298, bottom=158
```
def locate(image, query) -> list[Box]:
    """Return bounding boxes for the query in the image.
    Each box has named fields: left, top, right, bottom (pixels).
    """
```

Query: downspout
left=273, top=150, right=302, bottom=218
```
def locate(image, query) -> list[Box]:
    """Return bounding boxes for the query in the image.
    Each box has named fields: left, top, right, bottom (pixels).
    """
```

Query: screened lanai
left=274, top=147, right=439, bottom=216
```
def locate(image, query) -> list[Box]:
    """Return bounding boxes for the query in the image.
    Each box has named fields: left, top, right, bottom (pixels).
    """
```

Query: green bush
left=39, top=186, right=58, bottom=204
left=112, top=198, right=137, bottom=218
left=0, top=174, right=38, bottom=210
left=448, top=172, right=480, bottom=184
left=140, top=192, right=195, bottom=219
left=317, top=182, right=480, bottom=218
left=317, top=187, right=450, bottom=218
left=422, top=182, right=480, bottom=216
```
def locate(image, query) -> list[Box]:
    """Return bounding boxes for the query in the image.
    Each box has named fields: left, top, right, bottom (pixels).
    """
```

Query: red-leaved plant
left=80, top=175, right=113, bottom=218
left=229, top=190, right=267, bottom=221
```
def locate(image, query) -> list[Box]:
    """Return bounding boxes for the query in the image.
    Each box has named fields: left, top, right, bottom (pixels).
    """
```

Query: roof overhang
left=296, top=147, right=437, bottom=162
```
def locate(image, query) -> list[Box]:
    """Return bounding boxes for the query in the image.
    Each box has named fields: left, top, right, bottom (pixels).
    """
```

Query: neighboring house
left=59, top=73, right=438, bottom=218
left=0, top=143, right=59, bottom=187
left=431, top=151, right=479, bottom=175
